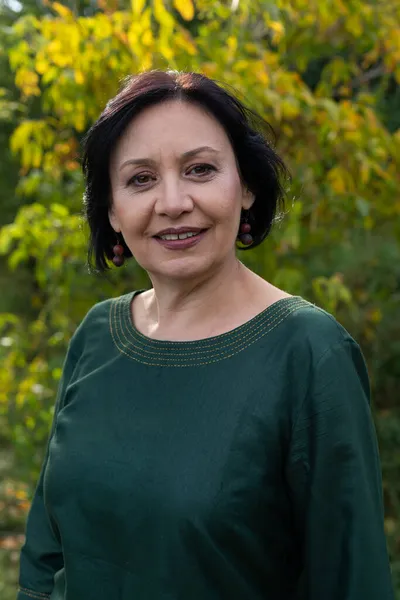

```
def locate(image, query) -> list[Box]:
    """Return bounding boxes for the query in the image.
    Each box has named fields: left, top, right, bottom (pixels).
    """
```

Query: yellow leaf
left=360, top=162, right=370, bottom=184
left=42, top=66, right=59, bottom=85
left=227, top=35, right=237, bottom=54
left=15, top=489, right=28, bottom=500
left=74, top=69, right=84, bottom=84
left=154, top=0, right=174, bottom=29
left=25, top=416, right=36, bottom=430
left=336, top=0, right=349, bottom=14
left=65, top=160, right=80, bottom=171
left=36, top=59, right=49, bottom=75
left=51, top=2, right=73, bottom=19
left=385, top=518, right=397, bottom=535
left=175, top=31, right=197, bottom=55
left=131, top=0, right=146, bottom=14
left=15, top=68, right=40, bottom=97
left=370, top=308, right=382, bottom=324
left=141, top=52, right=153, bottom=71
left=73, top=112, right=86, bottom=132
left=127, top=22, right=143, bottom=53
left=281, top=98, right=300, bottom=119
left=201, top=62, right=218, bottom=77
left=346, top=14, right=362, bottom=37
left=328, top=166, right=346, bottom=194
left=141, top=29, right=153, bottom=46
left=173, top=0, right=194, bottom=21
left=31, top=145, right=42, bottom=169
left=93, top=14, right=113, bottom=40
left=256, top=70, right=269, bottom=85
left=363, top=215, right=374, bottom=230
left=53, top=367, right=62, bottom=380
left=233, top=59, right=250, bottom=72
left=343, top=125, right=359, bottom=140
left=16, top=392, right=25, bottom=408
left=159, top=35, right=174, bottom=60
left=10, top=122, right=31, bottom=154
left=269, top=20, right=284, bottom=44
left=282, top=124, right=293, bottom=137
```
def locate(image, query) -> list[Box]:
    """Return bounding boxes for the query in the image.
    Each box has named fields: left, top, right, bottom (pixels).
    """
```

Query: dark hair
left=82, top=70, right=290, bottom=272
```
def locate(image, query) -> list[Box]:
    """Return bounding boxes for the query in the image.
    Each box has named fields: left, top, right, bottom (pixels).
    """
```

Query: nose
left=154, top=173, right=194, bottom=218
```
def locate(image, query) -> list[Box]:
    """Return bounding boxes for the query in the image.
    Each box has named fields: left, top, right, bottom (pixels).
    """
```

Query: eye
left=127, top=172, right=156, bottom=187
left=186, top=163, right=216, bottom=177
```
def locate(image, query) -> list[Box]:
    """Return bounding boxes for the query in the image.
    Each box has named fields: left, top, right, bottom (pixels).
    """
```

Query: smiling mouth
left=154, top=229, right=207, bottom=241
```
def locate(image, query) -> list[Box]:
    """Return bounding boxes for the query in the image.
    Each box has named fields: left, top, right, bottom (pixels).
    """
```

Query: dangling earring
left=237, top=210, right=253, bottom=246
left=112, top=236, right=125, bottom=267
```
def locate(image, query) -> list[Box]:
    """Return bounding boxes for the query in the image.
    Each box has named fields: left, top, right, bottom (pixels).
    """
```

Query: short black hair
left=82, top=69, right=290, bottom=272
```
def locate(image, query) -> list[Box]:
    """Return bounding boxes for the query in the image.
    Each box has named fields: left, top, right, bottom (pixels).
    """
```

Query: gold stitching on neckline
left=118, top=297, right=306, bottom=358
left=109, top=292, right=312, bottom=367
left=18, top=587, right=51, bottom=599
left=125, top=292, right=303, bottom=345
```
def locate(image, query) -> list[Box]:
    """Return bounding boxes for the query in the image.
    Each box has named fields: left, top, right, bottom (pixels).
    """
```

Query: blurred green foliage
left=0, top=0, right=399, bottom=597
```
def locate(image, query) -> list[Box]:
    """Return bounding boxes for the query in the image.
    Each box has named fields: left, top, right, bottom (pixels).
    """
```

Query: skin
left=109, top=99, right=290, bottom=341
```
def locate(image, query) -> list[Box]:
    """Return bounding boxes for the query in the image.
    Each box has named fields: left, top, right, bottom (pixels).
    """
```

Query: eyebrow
left=119, top=146, right=221, bottom=171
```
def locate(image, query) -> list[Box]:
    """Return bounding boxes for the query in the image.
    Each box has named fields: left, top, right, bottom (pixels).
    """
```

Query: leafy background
left=0, top=0, right=399, bottom=597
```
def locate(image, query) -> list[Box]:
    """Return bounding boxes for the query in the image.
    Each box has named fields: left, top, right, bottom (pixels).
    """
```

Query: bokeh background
left=0, top=0, right=399, bottom=597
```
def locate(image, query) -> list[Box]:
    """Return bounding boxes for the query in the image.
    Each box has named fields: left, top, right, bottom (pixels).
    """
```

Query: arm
left=17, top=346, right=78, bottom=600
left=286, top=339, right=394, bottom=599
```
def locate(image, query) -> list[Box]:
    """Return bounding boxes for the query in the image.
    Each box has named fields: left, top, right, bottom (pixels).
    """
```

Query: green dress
left=17, top=291, right=394, bottom=600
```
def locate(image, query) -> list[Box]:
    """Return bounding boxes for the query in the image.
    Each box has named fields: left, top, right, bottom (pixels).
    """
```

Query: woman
left=18, top=70, right=394, bottom=600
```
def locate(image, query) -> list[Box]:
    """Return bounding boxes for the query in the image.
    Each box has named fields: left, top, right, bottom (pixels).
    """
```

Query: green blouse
left=18, top=291, right=394, bottom=600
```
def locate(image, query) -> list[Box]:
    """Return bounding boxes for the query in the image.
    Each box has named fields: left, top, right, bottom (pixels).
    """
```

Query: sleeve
left=286, top=339, right=394, bottom=600
left=17, top=345, right=79, bottom=600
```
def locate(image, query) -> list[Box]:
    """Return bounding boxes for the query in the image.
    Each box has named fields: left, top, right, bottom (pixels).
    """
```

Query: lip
left=154, top=229, right=208, bottom=250
left=154, top=226, right=205, bottom=237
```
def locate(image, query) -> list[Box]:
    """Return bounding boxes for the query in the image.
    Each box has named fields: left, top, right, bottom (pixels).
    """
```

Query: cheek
left=211, top=183, right=243, bottom=226
left=113, top=194, right=151, bottom=233
left=213, top=171, right=244, bottom=211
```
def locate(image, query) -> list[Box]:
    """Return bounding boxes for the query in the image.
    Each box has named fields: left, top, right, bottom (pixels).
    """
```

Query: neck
left=144, top=257, right=257, bottom=339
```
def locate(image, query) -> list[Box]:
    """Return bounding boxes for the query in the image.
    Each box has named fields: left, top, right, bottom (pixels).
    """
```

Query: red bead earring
left=112, top=236, right=125, bottom=267
left=238, top=211, right=253, bottom=246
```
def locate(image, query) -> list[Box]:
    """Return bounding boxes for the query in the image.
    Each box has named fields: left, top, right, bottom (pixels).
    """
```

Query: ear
left=108, top=207, right=121, bottom=233
left=242, top=187, right=255, bottom=211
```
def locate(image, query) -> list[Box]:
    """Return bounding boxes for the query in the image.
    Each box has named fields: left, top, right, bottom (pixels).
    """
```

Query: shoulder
left=272, top=297, right=369, bottom=397
left=281, top=297, right=360, bottom=364
left=283, top=297, right=370, bottom=401
left=67, top=291, right=135, bottom=357
left=277, top=301, right=372, bottom=433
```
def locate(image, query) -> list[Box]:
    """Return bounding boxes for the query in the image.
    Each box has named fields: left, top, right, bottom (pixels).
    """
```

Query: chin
left=148, top=257, right=216, bottom=282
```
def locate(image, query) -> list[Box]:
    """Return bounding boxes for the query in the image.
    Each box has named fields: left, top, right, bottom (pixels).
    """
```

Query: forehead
left=113, top=100, right=232, bottom=159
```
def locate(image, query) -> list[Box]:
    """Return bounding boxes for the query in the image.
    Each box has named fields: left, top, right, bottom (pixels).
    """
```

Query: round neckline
left=127, top=290, right=299, bottom=344
left=109, top=290, right=310, bottom=367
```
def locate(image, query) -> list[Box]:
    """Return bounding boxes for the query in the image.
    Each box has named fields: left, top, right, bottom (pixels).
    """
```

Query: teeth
left=160, top=232, right=199, bottom=240
left=178, top=232, right=197, bottom=239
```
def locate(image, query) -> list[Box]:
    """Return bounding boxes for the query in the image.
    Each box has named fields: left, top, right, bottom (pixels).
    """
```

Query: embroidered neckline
left=109, top=290, right=310, bottom=367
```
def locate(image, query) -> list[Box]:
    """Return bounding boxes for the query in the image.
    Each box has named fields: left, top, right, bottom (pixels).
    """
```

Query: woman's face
left=109, top=99, right=254, bottom=283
